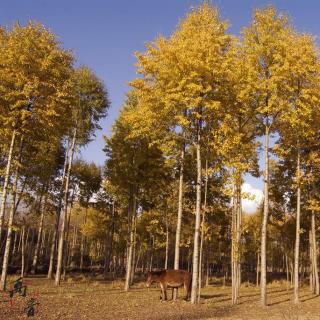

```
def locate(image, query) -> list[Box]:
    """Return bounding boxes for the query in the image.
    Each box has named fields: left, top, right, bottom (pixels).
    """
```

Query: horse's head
left=146, top=271, right=153, bottom=288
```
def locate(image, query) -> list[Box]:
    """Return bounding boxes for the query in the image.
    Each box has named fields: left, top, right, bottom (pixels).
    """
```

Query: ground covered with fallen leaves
left=1, top=275, right=320, bottom=319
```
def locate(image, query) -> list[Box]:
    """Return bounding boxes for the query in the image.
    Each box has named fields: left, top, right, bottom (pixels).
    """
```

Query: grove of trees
left=1, top=2, right=320, bottom=309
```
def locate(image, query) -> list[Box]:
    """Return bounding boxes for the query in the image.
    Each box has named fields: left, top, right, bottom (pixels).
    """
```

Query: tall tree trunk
left=0, top=169, right=19, bottom=290
left=232, top=173, right=242, bottom=305
left=104, top=202, right=115, bottom=276
left=47, top=229, right=56, bottom=279
left=45, top=229, right=51, bottom=258
left=80, top=201, right=89, bottom=271
left=309, top=231, right=314, bottom=293
left=173, top=143, right=185, bottom=299
left=12, top=231, right=18, bottom=257
left=17, top=228, right=22, bottom=253
left=198, top=159, right=208, bottom=302
left=174, top=144, right=185, bottom=266
left=40, top=228, right=46, bottom=258
left=0, top=129, right=16, bottom=241
left=191, top=122, right=202, bottom=304
left=25, top=228, right=30, bottom=254
left=130, top=217, right=137, bottom=285
left=124, top=187, right=136, bottom=291
left=311, top=210, right=319, bottom=295
left=63, top=193, right=74, bottom=280
left=260, top=125, right=270, bottom=306
left=48, top=145, right=68, bottom=279
left=110, top=202, right=115, bottom=272
left=256, top=252, right=260, bottom=287
left=31, top=194, right=46, bottom=274
left=79, top=233, right=85, bottom=270
left=25, top=228, right=35, bottom=276
left=165, top=211, right=169, bottom=270
left=290, top=259, right=294, bottom=287
left=232, top=187, right=237, bottom=304
left=205, top=256, right=209, bottom=287
left=21, top=225, right=26, bottom=278
left=236, top=176, right=242, bottom=301
left=294, top=150, right=301, bottom=304
left=69, top=226, right=77, bottom=268
left=55, top=130, right=76, bottom=286
left=13, top=177, right=27, bottom=216
left=0, top=135, right=23, bottom=291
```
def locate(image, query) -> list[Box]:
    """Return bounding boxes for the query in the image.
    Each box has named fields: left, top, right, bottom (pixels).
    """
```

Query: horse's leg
left=160, top=283, right=165, bottom=301
left=162, top=283, right=167, bottom=301
left=158, top=282, right=162, bottom=300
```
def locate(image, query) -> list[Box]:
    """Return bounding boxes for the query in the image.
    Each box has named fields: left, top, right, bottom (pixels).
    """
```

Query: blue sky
left=1, top=0, right=319, bottom=195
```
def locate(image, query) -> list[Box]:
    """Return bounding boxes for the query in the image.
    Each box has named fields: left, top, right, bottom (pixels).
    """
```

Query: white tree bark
left=12, top=231, right=18, bottom=257
left=260, top=125, right=270, bottom=306
left=0, top=170, right=19, bottom=290
left=130, top=219, right=137, bottom=285
left=198, top=159, right=208, bottom=302
left=232, top=185, right=237, bottom=304
left=256, top=252, right=260, bottom=287
left=21, top=225, right=26, bottom=278
left=165, top=212, right=169, bottom=270
left=48, top=145, right=68, bottom=279
left=55, top=129, right=77, bottom=286
left=173, top=144, right=185, bottom=299
left=311, top=210, right=319, bottom=295
left=0, top=129, right=17, bottom=240
left=63, top=195, right=74, bottom=280
left=174, top=145, right=185, bottom=269
left=235, top=176, right=242, bottom=303
left=124, top=189, right=136, bottom=291
left=191, top=124, right=202, bottom=304
left=294, top=150, right=301, bottom=304
left=309, top=231, right=314, bottom=293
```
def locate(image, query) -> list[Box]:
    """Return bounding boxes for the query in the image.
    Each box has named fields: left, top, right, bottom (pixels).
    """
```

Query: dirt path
left=1, top=277, right=320, bottom=319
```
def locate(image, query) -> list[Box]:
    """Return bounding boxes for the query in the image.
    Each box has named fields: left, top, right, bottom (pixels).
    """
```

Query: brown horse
left=146, top=269, right=192, bottom=301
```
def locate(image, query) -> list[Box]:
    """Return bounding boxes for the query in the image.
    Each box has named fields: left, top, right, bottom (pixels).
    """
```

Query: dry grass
left=1, top=275, right=320, bottom=319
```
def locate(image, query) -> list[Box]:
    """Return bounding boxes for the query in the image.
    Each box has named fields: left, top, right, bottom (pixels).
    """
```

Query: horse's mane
left=150, top=270, right=165, bottom=276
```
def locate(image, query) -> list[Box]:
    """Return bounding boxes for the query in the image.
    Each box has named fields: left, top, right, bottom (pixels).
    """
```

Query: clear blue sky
left=1, top=0, right=319, bottom=190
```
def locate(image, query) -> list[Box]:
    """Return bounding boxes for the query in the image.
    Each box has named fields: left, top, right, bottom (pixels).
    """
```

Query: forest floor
left=1, top=275, right=320, bottom=320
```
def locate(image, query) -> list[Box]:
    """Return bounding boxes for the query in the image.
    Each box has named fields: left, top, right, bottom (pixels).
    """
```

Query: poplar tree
left=132, top=3, right=232, bottom=303
left=277, top=32, right=320, bottom=304
left=55, top=66, right=109, bottom=286
left=242, top=7, right=294, bottom=306
left=0, top=22, right=73, bottom=291
left=216, top=44, right=259, bottom=304
left=104, top=94, right=168, bottom=291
